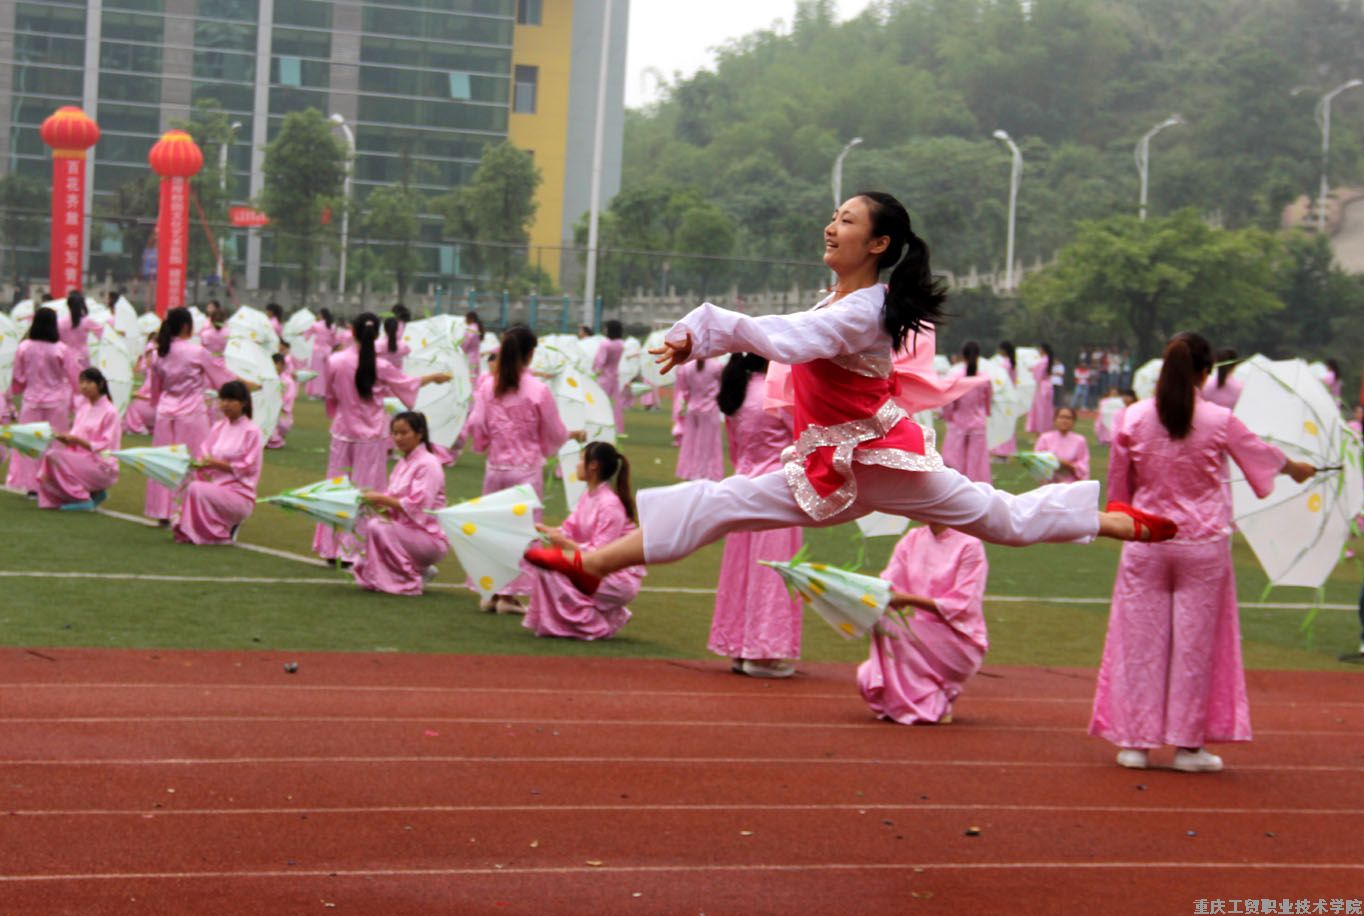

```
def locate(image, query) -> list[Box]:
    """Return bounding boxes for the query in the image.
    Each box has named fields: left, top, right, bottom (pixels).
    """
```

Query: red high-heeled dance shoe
left=524, top=545, right=602, bottom=596
left=1105, top=501, right=1178, bottom=543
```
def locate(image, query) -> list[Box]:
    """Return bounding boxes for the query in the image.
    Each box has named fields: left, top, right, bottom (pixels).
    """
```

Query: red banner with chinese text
left=49, top=154, right=86, bottom=298
left=155, top=176, right=189, bottom=317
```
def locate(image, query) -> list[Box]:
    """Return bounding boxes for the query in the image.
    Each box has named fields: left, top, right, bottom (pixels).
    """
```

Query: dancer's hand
left=1284, top=459, right=1316, bottom=484
left=535, top=523, right=576, bottom=551
left=649, top=333, right=691, bottom=375
left=570, top=430, right=587, bottom=443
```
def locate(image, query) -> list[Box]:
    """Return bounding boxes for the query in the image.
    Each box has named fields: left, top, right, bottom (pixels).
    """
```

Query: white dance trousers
left=638, top=465, right=1100, bottom=564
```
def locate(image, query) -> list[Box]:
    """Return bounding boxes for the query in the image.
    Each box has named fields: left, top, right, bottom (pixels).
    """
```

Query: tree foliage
left=361, top=185, right=423, bottom=297
left=0, top=173, right=47, bottom=282
left=436, top=142, right=540, bottom=292
left=260, top=108, right=348, bottom=298
left=174, top=98, right=239, bottom=290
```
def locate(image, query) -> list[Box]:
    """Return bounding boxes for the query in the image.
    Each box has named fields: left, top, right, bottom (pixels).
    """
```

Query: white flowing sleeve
left=666, top=292, right=886, bottom=366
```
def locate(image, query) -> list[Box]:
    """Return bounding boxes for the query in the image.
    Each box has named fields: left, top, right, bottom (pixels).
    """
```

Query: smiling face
left=391, top=417, right=420, bottom=455
left=822, top=196, right=889, bottom=279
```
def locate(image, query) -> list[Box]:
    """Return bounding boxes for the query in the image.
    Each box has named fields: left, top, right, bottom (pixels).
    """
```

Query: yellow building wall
left=509, top=2, right=573, bottom=285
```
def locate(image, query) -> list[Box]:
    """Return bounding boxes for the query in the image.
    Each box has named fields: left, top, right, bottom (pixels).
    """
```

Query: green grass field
left=3, top=398, right=1361, bottom=669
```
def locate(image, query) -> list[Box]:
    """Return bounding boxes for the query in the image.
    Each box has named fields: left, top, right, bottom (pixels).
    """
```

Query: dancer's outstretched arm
left=663, top=293, right=884, bottom=368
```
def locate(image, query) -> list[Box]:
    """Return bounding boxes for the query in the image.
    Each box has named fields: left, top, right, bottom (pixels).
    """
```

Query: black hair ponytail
left=157, top=307, right=192, bottom=357
left=67, top=291, right=87, bottom=330
left=855, top=190, right=947, bottom=352
left=496, top=325, right=537, bottom=397
left=319, top=307, right=334, bottom=329
left=584, top=440, right=636, bottom=522
left=1155, top=332, right=1212, bottom=439
left=717, top=352, right=769, bottom=416
left=1214, top=347, right=1237, bottom=388
left=383, top=315, right=400, bottom=353
left=963, top=340, right=980, bottom=377
left=353, top=312, right=380, bottom=400
left=1041, top=343, right=1054, bottom=374
left=79, top=366, right=111, bottom=401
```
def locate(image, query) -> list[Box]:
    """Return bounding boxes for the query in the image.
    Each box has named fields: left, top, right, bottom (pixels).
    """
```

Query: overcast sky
left=624, top=0, right=875, bottom=108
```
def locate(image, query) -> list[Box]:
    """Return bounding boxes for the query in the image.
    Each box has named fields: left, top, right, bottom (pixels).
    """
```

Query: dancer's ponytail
left=383, top=315, right=400, bottom=353
left=157, top=307, right=191, bottom=358
left=319, top=307, right=334, bottom=329
left=585, top=440, right=636, bottom=522
left=1214, top=347, right=1237, bottom=388
left=717, top=352, right=769, bottom=416
left=496, top=325, right=537, bottom=397
left=855, top=190, right=947, bottom=352
left=67, top=290, right=87, bottom=329
left=353, top=312, right=380, bottom=400
left=1155, top=331, right=1212, bottom=440
left=963, top=340, right=980, bottom=377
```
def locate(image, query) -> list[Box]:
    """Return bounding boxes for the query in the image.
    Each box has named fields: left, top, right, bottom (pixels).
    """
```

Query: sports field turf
left=3, top=399, right=1360, bottom=668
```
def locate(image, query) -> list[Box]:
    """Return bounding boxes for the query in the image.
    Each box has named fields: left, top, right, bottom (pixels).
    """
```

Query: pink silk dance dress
left=57, top=312, right=99, bottom=370
left=302, top=320, right=334, bottom=398
left=707, top=374, right=803, bottom=662
left=858, top=525, right=989, bottom=724
left=173, top=414, right=264, bottom=544
left=145, top=338, right=235, bottom=521
left=268, top=369, right=298, bottom=449
left=636, top=287, right=1102, bottom=565
left=522, top=483, right=644, bottom=640
left=1025, top=360, right=1053, bottom=434
left=1090, top=399, right=1286, bottom=752
left=592, top=337, right=626, bottom=433
left=1032, top=429, right=1090, bottom=484
left=313, top=347, right=423, bottom=562
left=939, top=364, right=992, bottom=483
left=464, top=371, right=569, bottom=519
left=352, top=445, right=450, bottom=596
left=123, top=343, right=157, bottom=436
left=37, top=396, right=120, bottom=508
left=6, top=338, right=79, bottom=492
left=1200, top=375, right=1243, bottom=410
left=673, top=359, right=726, bottom=481
left=199, top=323, right=227, bottom=357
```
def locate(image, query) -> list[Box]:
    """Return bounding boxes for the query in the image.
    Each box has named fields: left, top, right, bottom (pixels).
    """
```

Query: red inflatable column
left=147, top=130, right=204, bottom=317
left=38, top=106, right=100, bottom=299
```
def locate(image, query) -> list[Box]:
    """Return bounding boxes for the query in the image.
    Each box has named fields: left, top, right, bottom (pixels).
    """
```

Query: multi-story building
left=0, top=0, right=626, bottom=295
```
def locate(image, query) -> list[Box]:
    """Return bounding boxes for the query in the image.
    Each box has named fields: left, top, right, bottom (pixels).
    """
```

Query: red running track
left=1, top=648, right=1361, bottom=915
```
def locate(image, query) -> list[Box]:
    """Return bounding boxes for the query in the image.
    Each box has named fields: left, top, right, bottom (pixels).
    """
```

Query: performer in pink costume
left=353, top=411, right=450, bottom=596
left=267, top=352, right=297, bottom=449
left=302, top=309, right=336, bottom=399
left=264, top=302, right=285, bottom=339
left=173, top=381, right=264, bottom=545
left=1033, top=406, right=1090, bottom=484
left=525, top=192, right=1172, bottom=595
left=1090, top=332, right=1317, bottom=773
left=858, top=523, right=989, bottom=724
left=1025, top=344, right=1055, bottom=435
left=56, top=291, right=100, bottom=370
left=1323, top=358, right=1343, bottom=402
left=593, top=319, right=626, bottom=433
left=200, top=300, right=228, bottom=356
left=313, top=313, right=450, bottom=565
left=673, top=356, right=726, bottom=480
left=707, top=353, right=803, bottom=677
left=144, top=308, right=236, bottom=523
left=379, top=316, right=411, bottom=369
left=37, top=367, right=121, bottom=510
left=462, top=312, right=484, bottom=381
left=6, top=307, right=79, bottom=493
left=1201, top=348, right=1243, bottom=410
left=990, top=340, right=1018, bottom=458
left=522, top=441, right=643, bottom=639
left=939, top=340, right=992, bottom=483
left=123, top=340, right=158, bottom=436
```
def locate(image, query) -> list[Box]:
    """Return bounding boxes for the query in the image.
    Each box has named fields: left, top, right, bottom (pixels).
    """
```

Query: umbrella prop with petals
left=259, top=476, right=364, bottom=531
left=111, top=444, right=192, bottom=489
left=226, top=304, right=280, bottom=353
left=551, top=370, right=617, bottom=443
left=760, top=555, right=893, bottom=640
left=556, top=438, right=588, bottom=511
left=1231, top=357, right=1364, bottom=593
left=0, top=421, right=54, bottom=458
left=401, top=316, right=474, bottom=448
left=95, top=332, right=135, bottom=414
left=281, top=307, right=316, bottom=364
left=1014, top=450, right=1060, bottom=483
left=224, top=336, right=283, bottom=437
left=619, top=337, right=643, bottom=386
left=1133, top=359, right=1163, bottom=401
left=980, top=357, right=1022, bottom=449
left=0, top=312, right=18, bottom=402
left=431, top=484, right=543, bottom=599
left=638, top=329, right=676, bottom=388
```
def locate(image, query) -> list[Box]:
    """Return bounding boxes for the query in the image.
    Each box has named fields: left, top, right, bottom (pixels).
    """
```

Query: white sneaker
left=741, top=659, right=796, bottom=679
left=1116, top=749, right=1149, bottom=769
left=1172, top=748, right=1223, bottom=773
left=422, top=565, right=438, bottom=584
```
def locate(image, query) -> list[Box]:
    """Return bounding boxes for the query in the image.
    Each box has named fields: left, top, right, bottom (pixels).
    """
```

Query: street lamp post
left=1135, top=114, right=1182, bottom=221
left=329, top=112, right=354, bottom=297
left=582, top=0, right=616, bottom=328
left=1315, top=79, right=1362, bottom=233
left=831, top=136, right=862, bottom=209
left=216, top=121, right=242, bottom=284
left=992, top=129, right=1022, bottom=292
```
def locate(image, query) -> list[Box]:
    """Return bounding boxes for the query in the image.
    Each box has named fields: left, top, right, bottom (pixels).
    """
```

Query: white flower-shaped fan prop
left=281, top=307, right=316, bottom=365
left=10, top=299, right=34, bottom=333
left=1232, top=357, right=1364, bottom=589
left=224, top=336, right=283, bottom=436
left=619, top=337, right=643, bottom=386
left=0, top=421, right=54, bottom=458
left=0, top=312, right=18, bottom=402
left=400, top=315, right=473, bottom=448
left=1015, top=450, right=1061, bottom=483
left=1307, top=361, right=1330, bottom=385
left=932, top=354, right=951, bottom=376
left=638, top=329, right=674, bottom=388
left=112, top=297, right=142, bottom=364
left=226, top=304, right=280, bottom=353
left=431, top=484, right=543, bottom=599
left=1133, top=359, right=1163, bottom=401
left=259, top=476, right=363, bottom=531
left=1013, top=346, right=1041, bottom=411
left=95, top=333, right=135, bottom=414
left=137, top=311, right=161, bottom=339
left=576, top=334, right=604, bottom=373
left=760, top=558, right=893, bottom=639
left=111, top=444, right=192, bottom=489
left=551, top=369, right=617, bottom=444
left=557, top=438, right=588, bottom=510
left=855, top=511, right=911, bottom=539
left=188, top=305, right=207, bottom=334
left=530, top=334, right=581, bottom=378
left=1097, top=396, right=1125, bottom=435
left=981, top=357, right=1022, bottom=449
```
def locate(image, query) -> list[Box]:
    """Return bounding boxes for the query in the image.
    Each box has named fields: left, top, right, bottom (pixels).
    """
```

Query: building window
left=439, top=245, right=460, bottom=276
left=278, top=55, right=301, bottom=87
left=448, top=71, right=471, bottom=100
left=516, top=0, right=542, bottom=26
left=513, top=65, right=537, bottom=114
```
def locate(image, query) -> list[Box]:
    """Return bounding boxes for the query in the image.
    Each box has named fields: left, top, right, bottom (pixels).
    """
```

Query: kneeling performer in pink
left=38, top=368, right=122, bottom=511
left=352, top=411, right=450, bottom=596
left=522, top=441, right=643, bottom=640
left=858, top=523, right=989, bottom=724
left=173, top=381, right=264, bottom=545
left=525, top=191, right=1176, bottom=595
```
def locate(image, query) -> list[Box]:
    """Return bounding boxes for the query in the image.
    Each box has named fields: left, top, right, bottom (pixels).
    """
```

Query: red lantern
left=39, top=106, right=100, bottom=298
left=147, top=131, right=204, bottom=316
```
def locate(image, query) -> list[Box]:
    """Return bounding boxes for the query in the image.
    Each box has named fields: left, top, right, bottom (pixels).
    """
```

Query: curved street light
left=993, top=129, right=1022, bottom=292
left=1135, top=114, right=1182, bottom=221
left=329, top=113, right=355, bottom=296
left=831, top=136, right=863, bottom=209
left=1314, top=79, right=1362, bottom=233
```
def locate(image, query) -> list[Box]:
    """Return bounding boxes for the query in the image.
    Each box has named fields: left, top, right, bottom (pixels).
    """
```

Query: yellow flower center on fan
left=809, top=563, right=828, bottom=571
left=34, top=431, right=43, bottom=438
left=336, top=511, right=349, bottom=519
left=513, top=504, right=527, bottom=516
left=468, top=497, right=481, bottom=505
left=1, top=432, right=10, bottom=440
left=462, top=522, right=477, bottom=536
left=839, top=622, right=856, bottom=636
left=586, top=394, right=594, bottom=404
left=808, top=579, right=827, bottom=595
left=860, top=594, right=879, bottom=608
left=1307, top=493, right=1323, bottom=513
left=332, top=476, right=344, bottom=484
left=479, top=576, right=494, bottom=590
left=1304, top=420, right=1319, bottom=436
left=567, top=377, right=579, bottom=388
left=797, top=590, right=812, bottom=604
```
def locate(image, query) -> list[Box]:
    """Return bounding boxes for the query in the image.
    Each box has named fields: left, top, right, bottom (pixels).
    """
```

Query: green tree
left=260, top=108, right=348, bottom=299
left=361, top=185, right=424, bottom=297
left=0, top=173, right=47, bottom=281
left=436, top=142, right=540, bottom=291
left=1018, top=210, right=1284, bottom=361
